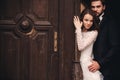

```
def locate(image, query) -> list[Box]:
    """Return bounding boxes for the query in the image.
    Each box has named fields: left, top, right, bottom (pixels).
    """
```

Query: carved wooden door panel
left=0, top=0, right=59, bottom=80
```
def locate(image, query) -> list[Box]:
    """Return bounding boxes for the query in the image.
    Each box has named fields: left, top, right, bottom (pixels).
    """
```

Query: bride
left=73, top=8, right=103, bottom=80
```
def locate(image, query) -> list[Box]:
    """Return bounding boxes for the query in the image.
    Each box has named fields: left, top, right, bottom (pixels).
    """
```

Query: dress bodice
left=75, top=28, right=103, bottom=80
left=75, top=28, right=98, bottom=62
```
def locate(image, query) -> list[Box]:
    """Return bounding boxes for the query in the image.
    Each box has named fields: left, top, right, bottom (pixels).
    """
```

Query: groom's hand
left=88, top=60, right=100, bottom=72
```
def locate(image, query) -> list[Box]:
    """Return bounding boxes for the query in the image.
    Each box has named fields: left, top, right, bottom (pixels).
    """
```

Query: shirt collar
left=99, top=12, right=104, bottom=21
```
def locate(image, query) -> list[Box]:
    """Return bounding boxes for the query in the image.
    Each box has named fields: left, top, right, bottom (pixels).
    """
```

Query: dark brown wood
left=0, top=0, right=59, bottom=80
left=0, top=0, right=84, bottom=80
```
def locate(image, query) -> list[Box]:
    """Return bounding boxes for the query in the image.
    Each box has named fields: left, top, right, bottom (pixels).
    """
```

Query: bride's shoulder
left=88, top=30, right=98, bottom=33
left=87, top=30, right=98, bottom=36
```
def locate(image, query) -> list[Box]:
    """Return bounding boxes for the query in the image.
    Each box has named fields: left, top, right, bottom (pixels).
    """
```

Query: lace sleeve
left=75, top=28, right=98, bottom=51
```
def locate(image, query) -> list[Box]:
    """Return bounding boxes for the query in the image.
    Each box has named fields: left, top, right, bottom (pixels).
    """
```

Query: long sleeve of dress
left=75, top=28, right=98, bottom=51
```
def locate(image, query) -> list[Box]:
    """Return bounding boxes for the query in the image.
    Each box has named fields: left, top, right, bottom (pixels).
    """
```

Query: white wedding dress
left=75, top=28, right=103, bottom=80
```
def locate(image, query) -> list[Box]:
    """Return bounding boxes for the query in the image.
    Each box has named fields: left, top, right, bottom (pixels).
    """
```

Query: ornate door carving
left=0, top=0, right=59, bottom=80
left=0, top=0, right=84, bottom=80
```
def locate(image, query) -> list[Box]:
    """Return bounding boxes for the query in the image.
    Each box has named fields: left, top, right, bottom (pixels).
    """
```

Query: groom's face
left=91, top=1, right=105, bottom=16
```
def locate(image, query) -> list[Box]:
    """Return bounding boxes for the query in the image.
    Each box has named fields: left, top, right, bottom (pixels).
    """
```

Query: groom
left=88, top=0, right=120, bottom=80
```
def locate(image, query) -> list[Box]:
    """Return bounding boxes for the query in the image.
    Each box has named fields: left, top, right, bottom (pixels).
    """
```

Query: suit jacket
left=93, top=13, right=120, bottom=78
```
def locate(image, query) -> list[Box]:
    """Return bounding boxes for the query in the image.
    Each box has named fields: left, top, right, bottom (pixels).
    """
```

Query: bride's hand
left=73, top=16, right=83, bottom=29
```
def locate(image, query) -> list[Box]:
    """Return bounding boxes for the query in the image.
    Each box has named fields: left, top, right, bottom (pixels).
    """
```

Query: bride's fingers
left=74, top=16, right=78, bottom=21
left=73, top=16, right=76, bottom=21
left=76, top=16, right=79, bottom=20
left=73, top=17, right=78, bottom=23
left=74, top=16, right=79, bottom=22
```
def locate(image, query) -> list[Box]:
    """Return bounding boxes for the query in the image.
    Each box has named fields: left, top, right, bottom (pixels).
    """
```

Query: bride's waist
left=80, top=56, right=92, bottom=62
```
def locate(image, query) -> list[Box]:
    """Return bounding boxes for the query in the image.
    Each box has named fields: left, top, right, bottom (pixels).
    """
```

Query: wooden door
left=0, top=0, right=59, bottom=80
left=0, top=0, right=82, bottom=80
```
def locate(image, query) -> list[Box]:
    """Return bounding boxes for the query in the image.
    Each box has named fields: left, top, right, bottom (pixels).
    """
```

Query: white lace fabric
left=75, top=28, right=103, bottom=80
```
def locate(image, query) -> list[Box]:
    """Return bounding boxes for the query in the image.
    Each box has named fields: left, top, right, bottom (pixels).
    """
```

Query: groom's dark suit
left=93, top=13, right=120, bottom=80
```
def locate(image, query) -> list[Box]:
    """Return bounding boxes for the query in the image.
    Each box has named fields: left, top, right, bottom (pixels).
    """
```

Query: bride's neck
left=83, top=28, right=87, bottom=32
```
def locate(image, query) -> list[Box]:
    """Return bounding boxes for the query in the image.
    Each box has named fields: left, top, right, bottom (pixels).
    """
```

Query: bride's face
left=83, top=14, right=93, bottom=30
